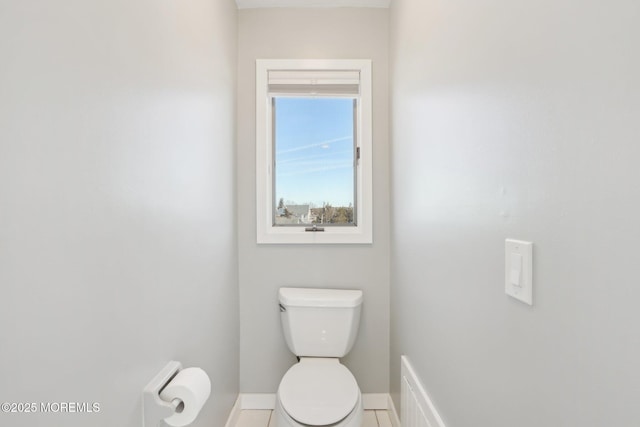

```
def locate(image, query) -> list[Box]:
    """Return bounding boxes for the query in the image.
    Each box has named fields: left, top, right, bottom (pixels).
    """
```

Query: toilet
left=275, top=287, right=364, bottom=427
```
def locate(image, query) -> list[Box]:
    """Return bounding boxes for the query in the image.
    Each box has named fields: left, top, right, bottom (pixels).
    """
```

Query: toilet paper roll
left=159, top=367, right=211, bottom=427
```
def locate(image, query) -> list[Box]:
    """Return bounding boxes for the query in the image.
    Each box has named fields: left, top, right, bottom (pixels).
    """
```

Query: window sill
left=257, top=226, right=372, bottom=245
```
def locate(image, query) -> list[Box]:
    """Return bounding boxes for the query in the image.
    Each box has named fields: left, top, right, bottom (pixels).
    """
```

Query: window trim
left=256, top=59, right=373, bottom=244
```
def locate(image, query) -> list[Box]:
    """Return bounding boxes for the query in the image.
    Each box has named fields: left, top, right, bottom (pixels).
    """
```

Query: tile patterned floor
left=235, top=409, right=392, bottom=427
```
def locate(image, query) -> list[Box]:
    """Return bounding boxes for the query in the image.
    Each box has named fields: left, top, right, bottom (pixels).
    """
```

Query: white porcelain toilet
left=275, top=287, right=364, bottom=427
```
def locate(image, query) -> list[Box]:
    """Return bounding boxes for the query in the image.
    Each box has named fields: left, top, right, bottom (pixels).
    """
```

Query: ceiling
left=235, top=0, right=390, bottom=9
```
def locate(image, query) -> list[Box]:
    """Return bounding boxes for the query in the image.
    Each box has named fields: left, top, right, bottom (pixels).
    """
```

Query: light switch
left=505, top=239, right=533, bottom=305
left=509, top=253, right=523, bottom=286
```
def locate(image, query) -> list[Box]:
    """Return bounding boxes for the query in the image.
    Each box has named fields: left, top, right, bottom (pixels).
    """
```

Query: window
left=256, top=59, right=372, bottom=244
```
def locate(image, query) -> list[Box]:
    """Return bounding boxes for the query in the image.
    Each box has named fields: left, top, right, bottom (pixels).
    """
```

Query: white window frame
left=256, top=59, right=373, bottom=244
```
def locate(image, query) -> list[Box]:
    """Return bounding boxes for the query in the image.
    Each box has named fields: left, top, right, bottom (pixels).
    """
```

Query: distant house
left=285, top=204, right=311, bottom=224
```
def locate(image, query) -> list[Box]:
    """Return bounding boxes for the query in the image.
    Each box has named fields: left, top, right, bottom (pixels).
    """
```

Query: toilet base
left=274, top=392, right=363, bottom=427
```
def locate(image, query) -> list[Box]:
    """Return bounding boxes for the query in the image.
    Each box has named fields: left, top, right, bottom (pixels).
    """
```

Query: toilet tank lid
left=279, top=288, right=363, bottom=308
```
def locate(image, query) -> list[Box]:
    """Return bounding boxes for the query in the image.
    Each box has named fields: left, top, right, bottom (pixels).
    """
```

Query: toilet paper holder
left=143, top=361, right=184, bottom=427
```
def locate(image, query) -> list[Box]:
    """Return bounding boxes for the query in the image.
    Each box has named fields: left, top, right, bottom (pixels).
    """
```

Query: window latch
left=305, top=225, right=325, bottom=232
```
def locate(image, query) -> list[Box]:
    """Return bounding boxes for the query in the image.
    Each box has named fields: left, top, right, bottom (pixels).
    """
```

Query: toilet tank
left=279, top=287, right=363, bottom=358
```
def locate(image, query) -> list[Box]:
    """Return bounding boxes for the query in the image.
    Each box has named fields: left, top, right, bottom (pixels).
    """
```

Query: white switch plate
left=505, top=239, right=533, bottom=305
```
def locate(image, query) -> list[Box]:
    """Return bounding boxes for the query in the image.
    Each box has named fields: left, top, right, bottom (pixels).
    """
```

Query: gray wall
left=389, top=0, right=640, bottom=426
left=0, top=1, right=239, bottom=426
left=237, top=8, right=390, bottom=393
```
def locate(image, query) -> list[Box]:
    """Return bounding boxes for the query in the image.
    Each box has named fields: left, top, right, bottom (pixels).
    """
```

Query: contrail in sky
left=276, top=136, right=351, bottom=154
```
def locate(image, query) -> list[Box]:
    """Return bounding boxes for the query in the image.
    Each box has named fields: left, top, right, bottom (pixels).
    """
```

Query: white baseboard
left=362, top=393, right=389, bottom=409
left=240, top=394, right=277, bottom=410
left=223, top=396, right=242, bottom=427
left=387, top=394, right=401, bottom=427
left=236, top=392, right=391, bottom=410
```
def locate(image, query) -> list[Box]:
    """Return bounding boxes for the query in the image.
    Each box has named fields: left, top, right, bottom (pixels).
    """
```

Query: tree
left=323, top=203, right=335, bottom=224
left=334, top=207, right=349, bottom=223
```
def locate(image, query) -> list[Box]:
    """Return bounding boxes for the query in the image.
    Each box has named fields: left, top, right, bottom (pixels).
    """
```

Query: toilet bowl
left=275, top=358, right=363, bottom=427
left=276, top=288, right=364, bottom=427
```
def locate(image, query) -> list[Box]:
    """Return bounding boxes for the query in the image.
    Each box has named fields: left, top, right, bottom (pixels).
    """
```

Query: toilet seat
left=278, top=358, right=359, bottom=426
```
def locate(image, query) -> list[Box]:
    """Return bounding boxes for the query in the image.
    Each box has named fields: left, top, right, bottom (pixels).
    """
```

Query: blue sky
left=274, top=97, right=355, bottom=207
